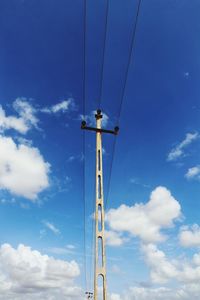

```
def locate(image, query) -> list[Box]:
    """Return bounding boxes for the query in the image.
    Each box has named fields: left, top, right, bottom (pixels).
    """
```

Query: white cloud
left=110, top=285, right=200, bottom=300
left=0, top=106, right=28, bottom=134
left=67, top=153, right=84, bottom=163
left=106, top=186, right=181, bottom=243
left=0, top=98, right=38, bottom=134
left=13, top=98, right=38, bottom=128
left=109, top=293, right=122, bottom=300
left=167, top=132, right=199, bottom=161
left=43, top=221, right=60, bottom=235
left=185, top=165, right=200, bottom=181
left=41, top=99, right=75, bottom=114
left=184, top=71, right=190, bottom=78
left=67, top=244, right=76, bottom=250
left=141, top=242, right=200, bottom=286
left=142, top=243, right=178, bottom=284
left=130, top=178, right=150, bottom=188
left=0, top=98, right=76, bottom=135
left=179, top=224, right=200, bottom=247
left=0, top=135, right=50, bottom=200
left=80, top=110, right=109, bottom=128
left=47, top=245, right=76, bottom=255
left=105, top=230, right=128, bottom=247
left=0, top=243, right=82, bottom=300
left=0, top=198, right=16, bottom=205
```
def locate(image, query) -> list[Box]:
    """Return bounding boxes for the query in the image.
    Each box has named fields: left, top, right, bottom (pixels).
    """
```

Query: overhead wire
left=82, top=0, right=109, bottom=292
left=82, top=0, right=88, bottom=293
left=116, top=0, right=142, bottom=123
left=98, top=0, right=109, bottom=110
left=105, top=0, right=142, bottom=210
left=82, top=0, right=143, bottom=290
left=87, top=0, right=110, bottom=290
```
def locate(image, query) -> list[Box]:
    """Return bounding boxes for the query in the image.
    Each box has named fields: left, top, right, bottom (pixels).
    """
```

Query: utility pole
left=81, top=109, right=119, bottom=300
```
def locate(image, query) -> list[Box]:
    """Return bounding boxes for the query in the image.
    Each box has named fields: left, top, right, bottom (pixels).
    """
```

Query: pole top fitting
left=95, top=109, right=103, bottom=120
left=81, top=120, right=86, bottom=128
left=114, top=126, right=119, bottom=134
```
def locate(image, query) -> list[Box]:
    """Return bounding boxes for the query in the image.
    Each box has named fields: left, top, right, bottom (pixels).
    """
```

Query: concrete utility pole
left=81, top=109, right=119, bottom=300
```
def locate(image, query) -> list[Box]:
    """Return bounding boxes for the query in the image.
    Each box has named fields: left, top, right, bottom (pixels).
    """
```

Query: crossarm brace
left=81, top=122, right=119, bottom=135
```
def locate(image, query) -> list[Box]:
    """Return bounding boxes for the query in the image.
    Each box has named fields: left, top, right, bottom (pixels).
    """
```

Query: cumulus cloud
left=105, top=230, right=128, bottom=247
left=167, top=132, right=199, bottom=161
left=0, top=135, right=50, bottom=200
left=41, top=99, right=75, bottom=114
left=141, top=241, right=200, bottom=287
left=43, top=221, right=60, bottom=235
left=0, top=243, right=82, bottom=300
left=110, top=285, right=200, bottom=300
left=106, top=186, right=181, bottom=244
left=109, top=293, right=122, bottom=300
left=179, top=224, right=200, bottom=247
left=142, top=243, right=178, bottom=284
left=185, top=165, right=200, bottom=181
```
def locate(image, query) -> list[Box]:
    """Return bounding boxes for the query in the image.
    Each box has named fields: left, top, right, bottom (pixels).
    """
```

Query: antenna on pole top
left=81, top=109, right=119, bottom=300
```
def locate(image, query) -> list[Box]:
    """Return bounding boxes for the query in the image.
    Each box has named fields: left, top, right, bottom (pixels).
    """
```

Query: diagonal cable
left=82, top=0, right=88, bottom=292
left=98, top=0, right=109, bottom=110
left=105, top=0, right=142, bottom=211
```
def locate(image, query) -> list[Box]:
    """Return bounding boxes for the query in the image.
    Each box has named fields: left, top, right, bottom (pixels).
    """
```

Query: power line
left=117, top=0, right=142, bottom=123
left=105, top=0, right=142, bottom=210
left=82, top=0, right=142, bottom=291
left=83, top=0, right=87, bottom=118
left=98, top=0, right=109, bottom=110
left=82, top=0, right=87, bottom=292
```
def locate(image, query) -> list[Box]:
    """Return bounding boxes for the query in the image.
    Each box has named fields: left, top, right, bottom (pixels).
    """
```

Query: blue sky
left=0, top=0, right=200, bottom=299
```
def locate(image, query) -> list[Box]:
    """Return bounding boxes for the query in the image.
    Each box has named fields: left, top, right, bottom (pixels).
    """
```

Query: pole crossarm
left=81, top=124, right=119, bottom=135
left=81, top=109, right=119, bottom=300
left=81, top=110, right=119, bottom=136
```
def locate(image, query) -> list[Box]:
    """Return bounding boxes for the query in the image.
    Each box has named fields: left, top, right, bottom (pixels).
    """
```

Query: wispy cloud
left=41, top=99, right=75, bottom=114
left=67, top=153, right=84, bottom=163
left=13, top=98, right=39, bottom=128
left=43, top=221, right=60, bottom=235
left=130, top=178, right=150, bottom=188
left=0, top=98, right=38, bottom=134
left=184, top=71, right=189, bottom=78
left=185, top=165, right=200, bottom=181
left=47, top=244, right=76, bottom=255
left=0, top=98, right=76, bottom=136
left=0, top=198, right=16, bottom=205
left=167, top=132, right=199, bottom=161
